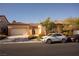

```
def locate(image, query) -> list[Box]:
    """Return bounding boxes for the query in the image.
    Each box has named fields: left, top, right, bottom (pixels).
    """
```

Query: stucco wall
left=8, top=24, right=46, bottom=37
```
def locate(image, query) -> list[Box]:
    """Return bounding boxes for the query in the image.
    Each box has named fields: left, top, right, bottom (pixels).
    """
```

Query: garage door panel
left=11, top=29, right=27, bottom=35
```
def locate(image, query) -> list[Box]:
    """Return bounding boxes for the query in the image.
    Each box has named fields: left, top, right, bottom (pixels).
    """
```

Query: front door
left=32, top=28, right=35, bottom=35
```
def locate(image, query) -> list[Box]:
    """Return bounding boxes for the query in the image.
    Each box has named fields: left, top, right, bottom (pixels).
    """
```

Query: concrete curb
left=0, top=41, right=42, bottom=44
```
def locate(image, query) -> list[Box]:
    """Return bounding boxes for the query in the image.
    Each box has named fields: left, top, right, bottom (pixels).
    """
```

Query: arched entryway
left=32, top=28, right=35, bottom=35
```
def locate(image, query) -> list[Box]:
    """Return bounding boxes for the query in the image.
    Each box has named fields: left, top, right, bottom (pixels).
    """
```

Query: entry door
left=32, top=28, right=35, bottom=35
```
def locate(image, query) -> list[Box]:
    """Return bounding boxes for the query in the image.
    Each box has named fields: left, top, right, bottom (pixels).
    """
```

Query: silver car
left=42, top=33, right=67, bottom=44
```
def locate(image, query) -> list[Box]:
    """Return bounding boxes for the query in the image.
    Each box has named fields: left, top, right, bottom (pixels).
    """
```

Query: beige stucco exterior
left=8, top=24, right=46, bottom=37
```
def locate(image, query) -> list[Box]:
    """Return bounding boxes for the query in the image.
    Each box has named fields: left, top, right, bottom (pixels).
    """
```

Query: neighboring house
left=55, top=21, right=73, bottom=35
left=54, top=21, right=63, bottom=33
left=55, top=20, right=79, bottom=35
left=8, top=21, right=46, bottom=37
left=71, top=25, right=79, bottom=35
left=0, top=15, right=9, bottom=35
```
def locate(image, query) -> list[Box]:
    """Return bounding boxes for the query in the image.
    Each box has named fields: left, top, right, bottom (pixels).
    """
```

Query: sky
left=0, top=3, right=79, bottom=23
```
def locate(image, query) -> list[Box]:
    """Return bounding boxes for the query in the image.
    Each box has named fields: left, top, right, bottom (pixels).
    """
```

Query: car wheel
left=75, top=39, right=79, bottom=43
left=62, top=39, right=66, bottom=43
left=46, top=39, right=52, bottom=44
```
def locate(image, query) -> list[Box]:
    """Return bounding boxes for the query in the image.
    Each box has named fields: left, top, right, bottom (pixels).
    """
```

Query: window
left=47, top=33, right=52, bottom=36
left=53, top=34, right=62, bottom=36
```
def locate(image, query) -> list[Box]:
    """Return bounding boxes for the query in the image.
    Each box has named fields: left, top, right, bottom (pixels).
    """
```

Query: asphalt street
left=0, top=42, right=79, bottom=56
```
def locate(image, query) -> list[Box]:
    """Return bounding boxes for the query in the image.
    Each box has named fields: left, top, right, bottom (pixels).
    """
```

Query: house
left=54, top=20, right=73, bottom=35
left=71, top=25, right=79, bottom=35
left=54, top=20, right=63, bottom=33
left=8, top=21, right=46, bottom=37
left=55, top=20, right=79, bottom=35
left=0, top=15, right=9, bottom=35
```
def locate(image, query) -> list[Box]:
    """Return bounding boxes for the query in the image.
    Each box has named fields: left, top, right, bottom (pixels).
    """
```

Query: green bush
left=28, top=35, right=37, bottom=39
left=37, top=34, right=44, bottom=41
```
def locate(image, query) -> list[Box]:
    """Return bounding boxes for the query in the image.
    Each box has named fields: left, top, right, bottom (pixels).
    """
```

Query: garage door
left=10, top=29, right=27, bottom=35
left=73, top=30, right=79, bottom=34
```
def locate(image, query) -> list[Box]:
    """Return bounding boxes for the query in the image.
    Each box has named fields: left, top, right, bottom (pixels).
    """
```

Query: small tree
left=64, top=18, right=75, bottom=25
left=75, top=18, right=79, bottom=25
left=40, top=17, right=56, bottom=34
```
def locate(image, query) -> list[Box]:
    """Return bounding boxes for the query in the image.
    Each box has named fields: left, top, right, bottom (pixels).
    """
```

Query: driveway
left=0, top=37, right=41, bottom=44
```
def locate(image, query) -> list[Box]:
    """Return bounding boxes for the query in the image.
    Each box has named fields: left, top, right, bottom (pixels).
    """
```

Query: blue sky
left=0, top=3, right=79, bottom=23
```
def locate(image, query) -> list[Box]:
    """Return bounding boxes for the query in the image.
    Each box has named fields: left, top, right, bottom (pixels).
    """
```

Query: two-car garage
left=8, top=24, right=29, bottom=36
left=10, top=29, right=27, bottom=35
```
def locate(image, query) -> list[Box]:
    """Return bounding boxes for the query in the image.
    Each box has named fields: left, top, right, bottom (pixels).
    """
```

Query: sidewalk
left=0, top=39, right=42, bottom=44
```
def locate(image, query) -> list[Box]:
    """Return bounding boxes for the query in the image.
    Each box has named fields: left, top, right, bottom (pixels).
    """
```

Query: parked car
left=0, top=34, right=6, bottom=40
left=42, top=33, right=67, bottom=44
left=66, top=35, right=72, bottom=42
left=70, top=34, right=79, bottom=42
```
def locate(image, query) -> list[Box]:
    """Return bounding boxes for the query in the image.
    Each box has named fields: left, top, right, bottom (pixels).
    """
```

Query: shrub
left=37, top=34, right=44, bottom=41
left=28, top=35, right=37, bottom=39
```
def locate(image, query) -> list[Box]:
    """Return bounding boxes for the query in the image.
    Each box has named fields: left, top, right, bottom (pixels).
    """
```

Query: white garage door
left=73, top=30, right=79, bottom=34
left=10, top=29, right=27, bottom=35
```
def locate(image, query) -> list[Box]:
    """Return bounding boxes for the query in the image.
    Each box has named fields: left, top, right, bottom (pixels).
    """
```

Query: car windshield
left=53, top=34, right=62, bottom=36
left=47, top=33, right=53, bottom=36
left=47, top=33, right=62, bottom=36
